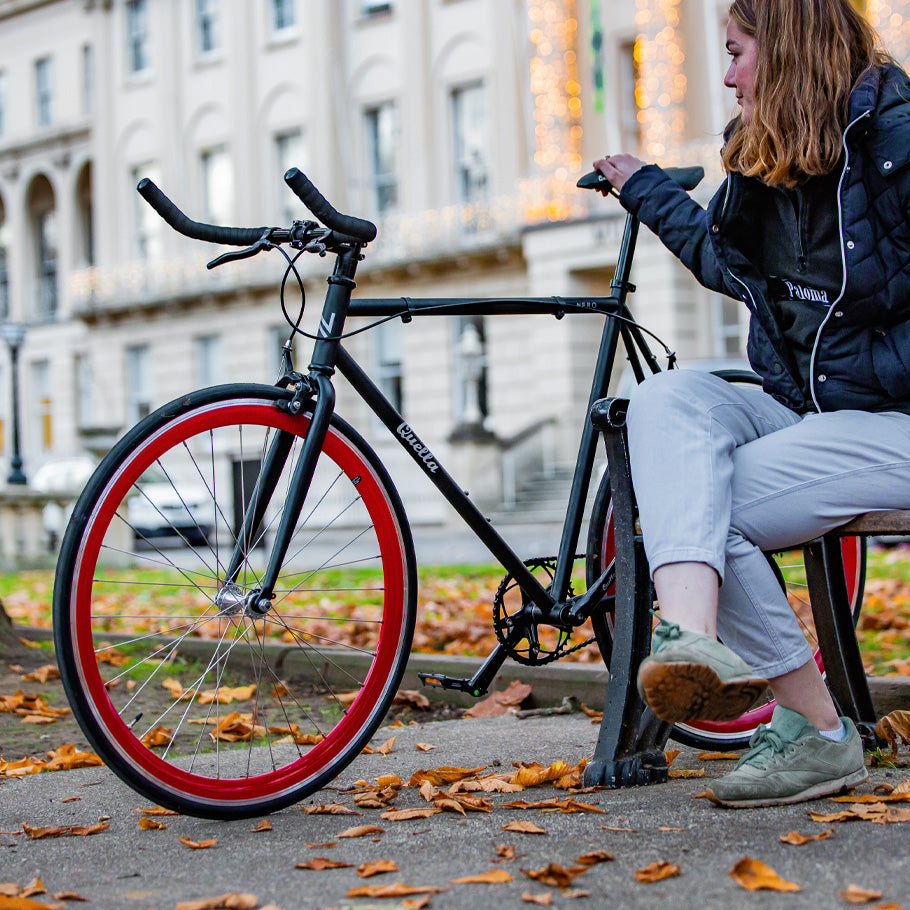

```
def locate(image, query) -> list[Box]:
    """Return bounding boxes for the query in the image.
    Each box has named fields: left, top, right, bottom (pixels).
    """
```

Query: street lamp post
left=1, top=323, right=27, bottom=485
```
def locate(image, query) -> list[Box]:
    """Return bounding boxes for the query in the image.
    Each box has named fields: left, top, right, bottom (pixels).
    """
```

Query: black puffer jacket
left=618, top=63, right=910, bottom=414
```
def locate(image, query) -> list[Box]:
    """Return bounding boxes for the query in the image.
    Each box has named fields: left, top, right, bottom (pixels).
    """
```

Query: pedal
left=418, top=672, right=487, bottom=698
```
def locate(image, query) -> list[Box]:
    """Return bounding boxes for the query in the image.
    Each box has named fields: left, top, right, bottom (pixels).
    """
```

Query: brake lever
left=206, top=230, right=275, bottom=270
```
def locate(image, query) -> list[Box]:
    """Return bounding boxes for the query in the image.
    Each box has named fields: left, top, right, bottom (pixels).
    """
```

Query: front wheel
left=585, top=464, right=865, bottom=750
left=54, top=384, right=417, bottom=819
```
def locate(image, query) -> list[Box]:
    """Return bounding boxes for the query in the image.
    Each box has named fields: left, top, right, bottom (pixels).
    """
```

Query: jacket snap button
left=834, top=310, right=844, bottom=317
left=771, top=362, right=783, bottom=375
left=846, top=240, right=855, bottom=249
left=711, top=224, right=720, bottom=234
left=884, top=160, right=893, bottom=170
left=818, top=374, right=827, bottom=382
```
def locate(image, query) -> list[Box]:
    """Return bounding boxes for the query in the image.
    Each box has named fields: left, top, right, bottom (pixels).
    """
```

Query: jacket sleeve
left=618, top=164, right=733, bottom=297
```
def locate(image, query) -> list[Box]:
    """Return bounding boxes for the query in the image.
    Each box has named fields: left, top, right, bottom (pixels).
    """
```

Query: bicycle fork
left=216, top=373, right=335, bottom=616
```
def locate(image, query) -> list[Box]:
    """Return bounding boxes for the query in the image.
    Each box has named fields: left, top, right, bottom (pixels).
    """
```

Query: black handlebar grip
left=284, top=168, right=377, bottom=243
left=136, top=178, right=268, bottom=246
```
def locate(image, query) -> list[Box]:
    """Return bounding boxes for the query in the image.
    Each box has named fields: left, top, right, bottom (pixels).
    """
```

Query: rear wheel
left=54, top=384, right=416, bottom=819
left=585, top=467, right=866, bottom=750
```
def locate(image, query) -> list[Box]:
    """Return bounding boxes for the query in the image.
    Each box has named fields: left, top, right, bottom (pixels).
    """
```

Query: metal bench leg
left=803, top=536, right=878, bottom=742
left=584, top=400, right=670, bottom=788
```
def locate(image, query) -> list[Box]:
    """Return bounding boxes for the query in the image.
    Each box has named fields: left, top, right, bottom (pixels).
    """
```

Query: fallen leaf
left=576, top=850, right=613, bottom=865
left=502, top=820, right=547, bottom=835
left=294, top=858, right=354, bottom=870
left=17, top=878, right=44, bottom=898
left=178, top=837, right=218, bottom=849
left=779, top=829, right=833, bottom=845
left=357, top=860, right=399, bottom=877
left=838, top=884, right=884, bottom=903
left=522, top=894, right=553, bottom=906
left=0, top=896, right=58, bottom=910
left=337, top=824, right=385, bottom=838
left=493, top=843, right=516, bottom=860
left=463, top=680, right=532, bottom=717
left=50, top=893, right=88, bottom=902
left=250, top=819, right=272, bottom=833
left=729, top=857, right=800, bottom=892
left=346, top=883, right=447, bottom=898
left=305, top=841, right=337, bottom=849
left=138, top=817, right=167, bottom=830
left=394, top=689, right=431, bottom=709
left=521, top=863, right=588, bottom=888
left=664, top=749, right=681, bottom=765
left=21, top=665, right=60, bottom=683
left=668, top=768, right=705, bottom=779
left=600, top=825, right=636, bottom=833
left=409, top=766, right=488, bottom=787
left=300, top=804, right=362, bottom=816
left=697, top=751, right=742, bottom=761
left=174, top=895, right=257, bottom=910
left=22, top=822, right=109, bottom=839
left=376, top=736, right=396, bottom=755
left=875, top=709, right=910, bottom=758
left=381, top=807, right=441, bottom=821
left=133, top=806, right=180, bottom=816
left=140, top=725, right=173, bottom=747
left=634, top=861, right=681, bottom=884
left=42, top=744, right=103, bottom=772
left=401, top=899, right=432, bottom=910
left=415, top=743, right=436, bottom=751
left=451, top=869, right=514, bottom=884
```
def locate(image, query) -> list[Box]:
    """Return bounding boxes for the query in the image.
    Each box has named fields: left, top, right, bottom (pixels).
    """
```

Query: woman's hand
left=592, top=154, right=646, bottom=193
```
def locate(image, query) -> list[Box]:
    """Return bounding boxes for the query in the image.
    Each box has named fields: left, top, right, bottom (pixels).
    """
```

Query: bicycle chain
left=492, top=555, right=596, bottom=665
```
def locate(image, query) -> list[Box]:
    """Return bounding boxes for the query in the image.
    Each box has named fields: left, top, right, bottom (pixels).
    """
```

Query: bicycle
left=52, top=166, right=865, bottom=819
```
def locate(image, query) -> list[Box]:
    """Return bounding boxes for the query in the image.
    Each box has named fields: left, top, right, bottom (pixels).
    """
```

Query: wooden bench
left=583, top=398, right=899, bottom=789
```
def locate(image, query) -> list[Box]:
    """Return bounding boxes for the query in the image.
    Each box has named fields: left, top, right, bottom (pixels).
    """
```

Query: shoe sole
left=704, top=767, right=869, bottom=808
left=638, top=661, right=768, bottom=724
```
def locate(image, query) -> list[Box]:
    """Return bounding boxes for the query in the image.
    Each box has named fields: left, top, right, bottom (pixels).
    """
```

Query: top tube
left=348, top=296, right=624, bottom=318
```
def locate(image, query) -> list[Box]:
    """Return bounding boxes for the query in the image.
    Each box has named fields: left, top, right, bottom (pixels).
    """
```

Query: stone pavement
left=1, top=711, right=908, bottom=910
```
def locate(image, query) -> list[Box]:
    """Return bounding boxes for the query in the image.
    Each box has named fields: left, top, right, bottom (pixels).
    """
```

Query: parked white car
left=127, top=465, right=213, bottom=546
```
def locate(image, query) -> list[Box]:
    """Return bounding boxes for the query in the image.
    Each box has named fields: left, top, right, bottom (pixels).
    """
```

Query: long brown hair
left=722, top=0, right=891, bottom=187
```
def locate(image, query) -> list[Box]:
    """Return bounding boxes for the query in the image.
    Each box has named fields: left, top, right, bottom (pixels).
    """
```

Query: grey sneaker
left=705, top=706, right=868, bottom=808
left=637, top=617, right=768, bottom=723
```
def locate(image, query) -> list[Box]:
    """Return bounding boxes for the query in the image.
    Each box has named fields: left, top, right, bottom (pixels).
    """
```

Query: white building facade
left=0, top=0, right=904, bottom=527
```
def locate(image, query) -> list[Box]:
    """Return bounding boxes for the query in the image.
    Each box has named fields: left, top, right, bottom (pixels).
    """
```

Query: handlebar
left=283, top=168, right=377, bottom=243
left=136, top=178, right=269, bottom=246
left=576, top=165, right=705, bottom=193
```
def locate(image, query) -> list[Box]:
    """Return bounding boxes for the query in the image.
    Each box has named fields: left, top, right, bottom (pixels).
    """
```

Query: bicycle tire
left=585, top=463, right=866, bottom=749
left=53, top=384, right=417, bottom=819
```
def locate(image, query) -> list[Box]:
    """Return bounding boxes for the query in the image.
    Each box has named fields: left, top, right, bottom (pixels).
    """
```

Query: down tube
left=334, top=345, right=553, bottom=607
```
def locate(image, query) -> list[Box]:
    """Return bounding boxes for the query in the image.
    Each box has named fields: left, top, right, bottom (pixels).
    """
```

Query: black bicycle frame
left=250, top=212, right=661, bottom=633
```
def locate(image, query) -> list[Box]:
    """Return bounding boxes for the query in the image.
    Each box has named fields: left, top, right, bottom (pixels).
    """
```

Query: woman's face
left=724, top=17, right=758, bottom=123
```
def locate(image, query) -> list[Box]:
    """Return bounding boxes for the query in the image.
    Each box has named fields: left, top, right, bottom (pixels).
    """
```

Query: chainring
left=492, top=555, right=594, bottom=665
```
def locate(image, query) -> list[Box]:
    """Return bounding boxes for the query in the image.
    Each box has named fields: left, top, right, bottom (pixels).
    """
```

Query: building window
left=82, top=45, right=94, bottom=115
left=74, top=353, right=93, bottom=429
left=271, top=0, right=295, bottom=32
left=713, top=295, right=744, bottom=358
left=365, top=102, right=399, bottom=217
left=35, top=57, right=53, bottom=127
left=200, top=146, right=232, bottom=225
left=132, top=163, right=162, bottom=259
left=196, top=0, right=220, bottom=55
left=125, top=344, right=152, bottom=424
left=361, top=1, right=392, bottom=14
left=195, top=334, right=223, bottom=387
left=0, top=71, right=7, bottom=137
left=30, top=360, right=53, bottom=454
left=35, top=210, right=57, bottom=319
left=274, top=129, right=304, bottom=223
left=0, top=207, right=8, bottom=321
left=619, top=39, right=642, bottom=154
left=451, top=83, right=489, bottom=204
left=126, top=0, right=150, bottom=75
left=373, top=320, right=403, bottom=414
left=453, top=316, right=488, bottom=425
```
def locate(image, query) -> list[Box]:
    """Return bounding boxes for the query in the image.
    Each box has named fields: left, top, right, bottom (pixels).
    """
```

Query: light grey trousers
left=625, top=369, right=910, bottom=678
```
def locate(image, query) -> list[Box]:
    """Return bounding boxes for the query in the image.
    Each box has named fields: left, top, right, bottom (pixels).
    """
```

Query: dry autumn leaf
left=729, top=857, right=800, bottom=892
left=178, top=837, right=218, bottom=849
left=381, top=807, right=441, bottom=821
left=22, top=822, right=109, bottom=839
left=337, top=824, right=385, bottom=838
left=138, top=817, right=167, bottom=830
left=522, top=893, right=553, bottom=906
left=451, top=869, right=514, bottom=884
left=300, top=804, right=362, bottom=816
left=463, top=680, right=532, bottom=717
left=376, top=736, right=396, bottom=755
left=43, top=744, right=103, bottom=771
left=779, top=829, right=833, bottom=845
left=697, top=751, right=742, bottom=761
left=838, top=884, right=884, bottom=903
left=668, top=768, right=705, bottom=779
left=250, top=819, right=272, bottom=832
left=521, top=863, right=588, bottom=888
left=294, top=858, right=354, bottom=870
left=134, top=806, right=180, bottom=816
left=409, top=766, right=488, bottom=787
left=50, top=893, right=88, bottom=902
left=346, top=883, right=447, bottom=899
left=502, top=820, right=547, bottom=835
left=401, top=898, right=432, bottom=910
left=634, top=861, right=681, bottom=884
left=174, top=894, right=257, bottom=910
left=415, top=743, right=436, bottom=751
left=576, top=850, right=613, bottom=865
left=0, top=896, right=58, bottom=910
left=874, top=709, right=910, bottom=758
left=357, top=860, right=399, bottom=878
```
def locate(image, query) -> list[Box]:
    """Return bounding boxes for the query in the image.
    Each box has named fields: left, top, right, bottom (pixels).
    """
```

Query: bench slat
left=839, top=510, right=910, bottom=534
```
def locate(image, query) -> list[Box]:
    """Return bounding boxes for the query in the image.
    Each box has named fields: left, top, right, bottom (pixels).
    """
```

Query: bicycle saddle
left=577, top=165, right=705, bottom=192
